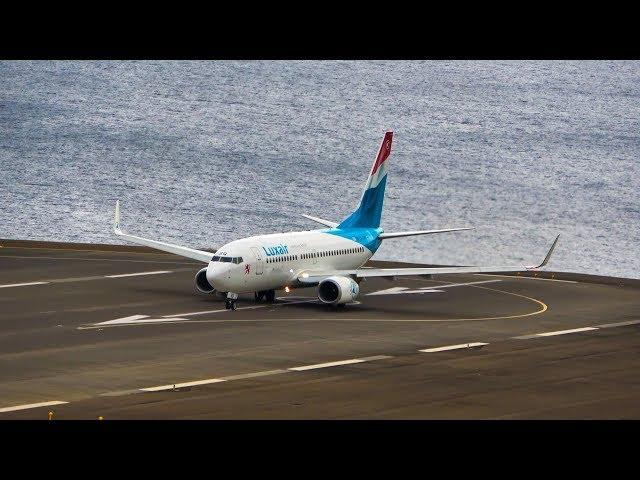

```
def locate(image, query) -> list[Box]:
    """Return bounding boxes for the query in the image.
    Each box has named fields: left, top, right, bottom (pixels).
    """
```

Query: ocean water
left=0, top=61, right=638, bottom=278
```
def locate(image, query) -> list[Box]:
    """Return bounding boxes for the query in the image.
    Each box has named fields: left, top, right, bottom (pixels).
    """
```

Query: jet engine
left=317, top=276, right=359, bottom=305
left=195, top=267, right=216, bottom=294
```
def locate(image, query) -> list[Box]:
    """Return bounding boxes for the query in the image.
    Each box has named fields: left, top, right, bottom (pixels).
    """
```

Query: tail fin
left=337, top=131, right=393, bottom=229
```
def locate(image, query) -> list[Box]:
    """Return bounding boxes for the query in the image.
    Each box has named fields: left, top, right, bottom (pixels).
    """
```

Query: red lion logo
left=245, top=264, right=251, bottom=275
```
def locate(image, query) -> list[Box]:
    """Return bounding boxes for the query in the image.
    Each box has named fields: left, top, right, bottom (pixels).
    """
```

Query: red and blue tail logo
left=337, top=132, right=393, bottom=229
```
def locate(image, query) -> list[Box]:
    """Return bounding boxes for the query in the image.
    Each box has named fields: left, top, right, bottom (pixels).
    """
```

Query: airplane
left=113, top=131, right=559, bottom=310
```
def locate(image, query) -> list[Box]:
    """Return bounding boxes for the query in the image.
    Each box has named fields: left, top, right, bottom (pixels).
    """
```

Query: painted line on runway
left=220, top=369, right=289, bottom=381
left=0, top=281, right=50, bottom=288
left=105, top=270, right=172, bottom=278
left=0, top=400, right=68, bottom=413
left=474, top=273, right=577, bottom=283
left=141, top=378, right=227, bottom=392
left=0, top=270, right=188, bottom=290
left=289, top=355, right=392, bottom=371
left=514, top=327, right=599, bottom=339
left=366, top=280, right=501, bottom=296
left=162, top=299, right=318, bottom=318
left=0, top=254, right=198, bottom=264
left=434, top=280, right=502, bottom=288
left=536, top=327, right=599, bottom=336
left=419, top=342, right=489, bottom=353
left=594, top=319, right=640, bottom=329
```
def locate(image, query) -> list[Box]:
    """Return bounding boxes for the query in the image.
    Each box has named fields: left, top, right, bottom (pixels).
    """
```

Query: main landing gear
left=254, top=290, right=275, bottom=303
left=225, top=292, right=239, bottom=310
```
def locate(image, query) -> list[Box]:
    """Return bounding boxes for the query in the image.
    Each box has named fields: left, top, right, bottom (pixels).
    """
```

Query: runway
left=1, top=240, right=639, bottom=419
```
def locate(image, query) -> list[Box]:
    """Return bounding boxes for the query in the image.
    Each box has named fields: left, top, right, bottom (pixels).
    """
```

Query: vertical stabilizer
left=337, top=131, right=393, bottom=229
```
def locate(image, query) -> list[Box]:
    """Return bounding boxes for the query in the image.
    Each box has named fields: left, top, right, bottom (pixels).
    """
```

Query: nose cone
left=206, top=262, right=230, bottom=290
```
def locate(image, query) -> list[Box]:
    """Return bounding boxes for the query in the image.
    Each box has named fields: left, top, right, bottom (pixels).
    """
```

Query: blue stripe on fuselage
left=321, top=227, right=383, bottom=254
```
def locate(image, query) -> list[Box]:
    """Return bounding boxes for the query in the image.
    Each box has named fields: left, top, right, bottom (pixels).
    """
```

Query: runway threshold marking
left=0, top=400, right=68, bottom=413
left=105, top=270, right=172, bottom=278
left=0, top=281, right=50, bottom=288
left=419, top=342, right=489, bottom=353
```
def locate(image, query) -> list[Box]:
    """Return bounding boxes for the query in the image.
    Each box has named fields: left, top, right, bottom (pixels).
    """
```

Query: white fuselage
left=205, top=229, right=371, bottom=294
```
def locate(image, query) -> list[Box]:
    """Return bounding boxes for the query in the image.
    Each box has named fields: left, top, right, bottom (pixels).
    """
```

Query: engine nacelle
left=317, top=276, right=359, bottom=305
left=195, top=267, right=216, bottom=294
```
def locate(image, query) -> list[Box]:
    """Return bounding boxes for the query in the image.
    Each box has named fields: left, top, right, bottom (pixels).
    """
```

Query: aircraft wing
left=113, top=201, right=214, bottom=263
left=298, top=235, right=560, bottom=284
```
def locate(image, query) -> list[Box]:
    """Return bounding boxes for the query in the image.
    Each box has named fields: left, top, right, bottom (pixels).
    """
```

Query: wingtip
left=114, top=200, right=122, bottom=234
left=538, top=234, right=560, bottom=268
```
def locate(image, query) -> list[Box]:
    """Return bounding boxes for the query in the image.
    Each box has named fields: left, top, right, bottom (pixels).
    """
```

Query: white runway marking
left=87, top=315, right=191, bottom=327
left=141, top=378, right=227, bottom=392
left=163, top=299, right=317, bottom=318
left=289, top=355, right=392, bottom=371
left=0, top=254, right=197, bottom=264
left=594, top=319, right=640, bottom=329
left=0, top=400, right=68, bottom=413
left=474, top=274, right=577, bottom=283
left=419, top=342, right=489, bottom=353
left=535, top=327, right=599, bottom=336
left=367, top=287, right=445, bottom=295
left=366, top=279, right=501, bottom=296
left=515, top=327, right=598, bottom=339
left=0, top=281, right=50, bottom=288
left=105, top=270, right=172, bottom=278
left=221, top=370, right=289, bottom=381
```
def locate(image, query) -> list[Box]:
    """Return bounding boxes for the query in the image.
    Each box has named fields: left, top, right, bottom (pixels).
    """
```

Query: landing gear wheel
left=230, top=300, right=237, bottom=311
left=265, top=290, right=276, bottom=303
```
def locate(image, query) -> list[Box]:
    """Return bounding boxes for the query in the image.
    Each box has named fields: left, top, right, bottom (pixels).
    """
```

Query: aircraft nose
left=206, top=262, right=230, bottom=289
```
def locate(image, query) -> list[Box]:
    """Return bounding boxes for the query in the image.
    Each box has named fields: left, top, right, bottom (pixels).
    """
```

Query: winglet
left=114, top=200, right=122, bottom=234
left=530, top=234, right=560, bottom=269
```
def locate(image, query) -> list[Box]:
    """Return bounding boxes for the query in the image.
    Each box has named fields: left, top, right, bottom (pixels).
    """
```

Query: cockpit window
left=220, top=257, right=232, bottom=262
left=211, top=256, right=220, bottom=262
left=232, top=257, right=243, bottom=264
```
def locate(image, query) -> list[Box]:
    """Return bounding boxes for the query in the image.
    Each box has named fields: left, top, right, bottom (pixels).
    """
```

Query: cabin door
left=250, top=247, right=264, bottom=275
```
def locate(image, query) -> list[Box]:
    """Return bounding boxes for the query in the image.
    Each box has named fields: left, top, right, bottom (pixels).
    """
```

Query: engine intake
left=195, top=267, right=216, bottom=294
left=318, top=276, right=359, bottom=305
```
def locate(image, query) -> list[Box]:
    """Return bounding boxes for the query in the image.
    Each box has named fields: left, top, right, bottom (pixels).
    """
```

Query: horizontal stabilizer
left=301, top=214, right=338, bottom=228
left=378, top=227, right=472, bottom=240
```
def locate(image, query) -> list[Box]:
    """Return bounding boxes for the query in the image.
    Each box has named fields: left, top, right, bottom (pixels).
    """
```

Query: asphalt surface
left=0, top=240, right=638, bottom=419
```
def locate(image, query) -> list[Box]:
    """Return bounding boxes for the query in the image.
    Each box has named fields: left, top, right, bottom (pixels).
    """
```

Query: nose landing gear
left=225, top=292, right=239, bottom=310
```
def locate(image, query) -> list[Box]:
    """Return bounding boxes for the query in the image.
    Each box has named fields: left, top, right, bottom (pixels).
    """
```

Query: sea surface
left=0, top=61, right=638, bottom=278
